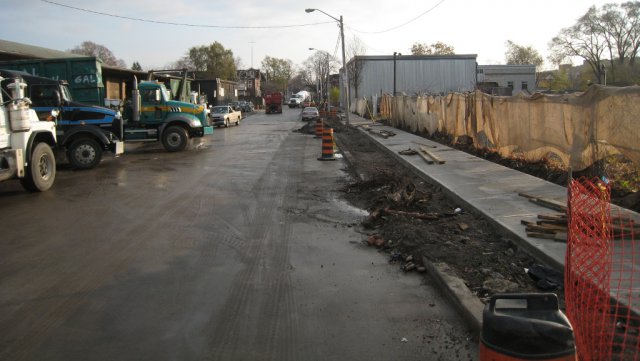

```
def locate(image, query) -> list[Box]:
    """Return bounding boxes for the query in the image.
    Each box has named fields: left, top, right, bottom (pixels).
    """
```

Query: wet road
left=0, top=108, right=477, bottom=360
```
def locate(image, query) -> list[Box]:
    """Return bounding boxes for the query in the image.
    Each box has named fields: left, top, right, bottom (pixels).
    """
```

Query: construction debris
left=521, top=213, right=568, bottom=242
left=518, top=192, right=568, bottom=212
left=367, top=128, right=396, bottom=139
left=398, top=148, right=418, bottom=155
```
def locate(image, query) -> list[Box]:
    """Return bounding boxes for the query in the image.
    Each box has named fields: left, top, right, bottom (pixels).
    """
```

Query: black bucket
left=479, top=293, right=576, bottom=361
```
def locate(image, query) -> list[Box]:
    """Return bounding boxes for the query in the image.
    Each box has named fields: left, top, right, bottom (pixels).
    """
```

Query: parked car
left=301, top=107, right=319, bottom=121
left=229, top=101, right=241, bottom=111
left=241, top=101, right=254, bottom=112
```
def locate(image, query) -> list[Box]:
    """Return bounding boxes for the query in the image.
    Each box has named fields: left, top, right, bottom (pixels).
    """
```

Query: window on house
left=507, top=81, right=514, bottom=89
left=522, top=81, right=528, bottom=90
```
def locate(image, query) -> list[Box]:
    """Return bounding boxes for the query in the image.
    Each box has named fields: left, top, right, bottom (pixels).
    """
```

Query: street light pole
left=393, top=52, right=401, bottom=96
left=305, top=8, right=350, bottom=126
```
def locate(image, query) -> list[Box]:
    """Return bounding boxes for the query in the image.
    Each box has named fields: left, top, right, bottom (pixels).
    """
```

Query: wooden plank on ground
left=420, top=147, right=445, bottom=164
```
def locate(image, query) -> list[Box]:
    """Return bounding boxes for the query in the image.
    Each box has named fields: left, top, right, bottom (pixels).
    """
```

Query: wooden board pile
left=519, top=192, right=568, bottom=242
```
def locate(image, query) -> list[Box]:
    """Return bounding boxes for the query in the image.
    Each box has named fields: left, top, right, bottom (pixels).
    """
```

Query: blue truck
left=0, top=59, right=211, bottom=168
left=0, top=69, right=123, bottom=169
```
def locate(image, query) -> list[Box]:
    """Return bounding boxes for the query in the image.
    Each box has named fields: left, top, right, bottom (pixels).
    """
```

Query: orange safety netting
left=566, top=177, right=640, bottom=361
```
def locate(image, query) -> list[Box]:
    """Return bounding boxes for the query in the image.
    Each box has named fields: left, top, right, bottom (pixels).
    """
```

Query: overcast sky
left=1, top=0, right=614, bottom=71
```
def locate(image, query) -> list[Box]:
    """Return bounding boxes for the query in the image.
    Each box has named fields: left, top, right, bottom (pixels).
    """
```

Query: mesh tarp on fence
left=566, top=177, right=640, bottom=360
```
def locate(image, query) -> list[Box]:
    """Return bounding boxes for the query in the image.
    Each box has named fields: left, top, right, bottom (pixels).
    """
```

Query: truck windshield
left=212, top=107, right=228, bottom=114
left=158, top=84, right=171, bottom=101
left=60, top=85, right=73, bottom=101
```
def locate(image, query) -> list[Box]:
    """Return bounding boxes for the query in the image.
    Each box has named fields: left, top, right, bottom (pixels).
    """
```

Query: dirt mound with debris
left=328, top=119, right=565, bottom=306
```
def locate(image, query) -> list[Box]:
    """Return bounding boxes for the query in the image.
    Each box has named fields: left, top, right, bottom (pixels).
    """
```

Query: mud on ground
left=325, top=119, right=564, bottom=306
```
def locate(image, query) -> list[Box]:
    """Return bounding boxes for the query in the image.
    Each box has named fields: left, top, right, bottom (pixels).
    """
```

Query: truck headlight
left=115, top=111, right=122, bottom=120
left=191, top=119, right=202, bottom=127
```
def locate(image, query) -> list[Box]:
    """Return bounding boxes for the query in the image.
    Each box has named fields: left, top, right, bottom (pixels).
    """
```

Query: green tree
left=131, top=61, right=142, bottom=71
left=68, top=41, right=126, bottom=68
left=505, top=40, right=543, bottom=67
left=410, top=41, right=455, bottom=55
left=175, top=42, right=237, bottom=80
left=261, top=56, right=294, bottom=92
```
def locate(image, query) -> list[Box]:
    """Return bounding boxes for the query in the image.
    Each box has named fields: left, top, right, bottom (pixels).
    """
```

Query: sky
left=0, top=0, right=615, bottom=72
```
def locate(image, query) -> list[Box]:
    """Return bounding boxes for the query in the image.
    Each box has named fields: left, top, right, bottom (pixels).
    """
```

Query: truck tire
left=68, top=138, right=103, bottom=170
left=20, top=142, right=56, bottom=192
left=162, top=126, right=188, bottom=152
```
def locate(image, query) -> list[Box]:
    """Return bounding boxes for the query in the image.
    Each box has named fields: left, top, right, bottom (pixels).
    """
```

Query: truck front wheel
left=20, top=142, right=56, bottom=192
left=162, top=126, right=189, bottom=152
left=68, top=138, right=102, bottom=170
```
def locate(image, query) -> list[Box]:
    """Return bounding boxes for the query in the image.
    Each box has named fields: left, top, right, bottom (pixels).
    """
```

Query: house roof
left=0, top=39, right=85, bottom=61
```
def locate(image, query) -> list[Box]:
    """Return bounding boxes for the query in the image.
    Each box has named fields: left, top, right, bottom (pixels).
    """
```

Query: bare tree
left=68, top=41, right=127, bottom=68
left=549, top=2, right=640, bottom=84
left=347, top=35, right=367, bottom=99
left=549, top=14, right=608, bottom=83
left=304, top=51, right=338, bottom=102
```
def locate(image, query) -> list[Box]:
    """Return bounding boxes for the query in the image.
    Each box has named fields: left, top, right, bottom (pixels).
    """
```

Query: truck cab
left=0, top=75, right=57, bottom=191
left=124, top=81, right=206, bottom=152
left=0, top=69, right=123, bottom=170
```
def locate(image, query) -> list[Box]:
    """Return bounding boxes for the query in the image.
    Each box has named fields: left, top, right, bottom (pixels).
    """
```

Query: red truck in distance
left=264, top=92, right=283, bottom=114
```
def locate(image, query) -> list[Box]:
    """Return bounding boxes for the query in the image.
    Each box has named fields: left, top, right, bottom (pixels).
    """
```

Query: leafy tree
left=174, top=42, right=237, bottom=80
left=68, top=41, right=126, bottom=68
left=505, top=40, right=543, bottom=67
left=131, top=61, right=142, bottom=71
left=410, top=41, right=455, bottom=55
left=261, top=56, right=294, bottom=93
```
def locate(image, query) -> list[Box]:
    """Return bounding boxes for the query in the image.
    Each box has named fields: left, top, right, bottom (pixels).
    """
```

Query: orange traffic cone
left=314, top=118, right=323, bottom=138
left=317, top=128, right=336, bottom=161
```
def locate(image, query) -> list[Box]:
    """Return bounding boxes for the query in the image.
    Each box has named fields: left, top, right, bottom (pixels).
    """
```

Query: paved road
left=0, top=108, right=477, bottom=361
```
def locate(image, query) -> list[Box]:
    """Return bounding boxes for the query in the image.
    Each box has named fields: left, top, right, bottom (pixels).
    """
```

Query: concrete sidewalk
left=341, top=114, right=640, bottom=333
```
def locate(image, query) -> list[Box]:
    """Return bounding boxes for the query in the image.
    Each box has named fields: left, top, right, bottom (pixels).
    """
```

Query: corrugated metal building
left=344, top=54, right=478, bottom=104
left=477, top=64, right=536, bottom=94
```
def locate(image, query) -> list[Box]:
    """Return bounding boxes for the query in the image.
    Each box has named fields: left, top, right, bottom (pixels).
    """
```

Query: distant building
left=476, top=64, right=536, bottom=95
left=343, top=54, right=478, bottom=104
left=192, top=78, right=240, bottom=106
left=236, top=68, right=265, bottom=98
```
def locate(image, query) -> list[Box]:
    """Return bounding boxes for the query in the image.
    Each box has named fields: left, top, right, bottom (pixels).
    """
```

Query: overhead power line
left=40, top=0, right=334, bottom=29
left=348, top=0, right=447, bottom=34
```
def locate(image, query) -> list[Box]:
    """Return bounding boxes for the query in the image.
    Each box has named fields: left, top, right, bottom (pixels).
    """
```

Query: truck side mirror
left=155, top=89, right=161, bottom=102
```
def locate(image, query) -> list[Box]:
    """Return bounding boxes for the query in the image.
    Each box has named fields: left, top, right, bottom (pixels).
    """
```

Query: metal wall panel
left=347, top=55, right=477, bottom=103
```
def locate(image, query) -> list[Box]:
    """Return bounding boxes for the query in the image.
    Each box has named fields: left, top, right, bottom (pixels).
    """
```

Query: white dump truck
left=0, top=75, right=57, bottom=192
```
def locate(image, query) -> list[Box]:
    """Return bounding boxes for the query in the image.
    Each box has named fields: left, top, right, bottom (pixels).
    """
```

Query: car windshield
left=303, top=107, right=318, bottom=113
left=212, top=107, right=228, bottom=114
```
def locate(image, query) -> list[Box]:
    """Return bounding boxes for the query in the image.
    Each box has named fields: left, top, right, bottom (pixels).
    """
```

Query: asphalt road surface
left=0, top=108, right=477, bottom=361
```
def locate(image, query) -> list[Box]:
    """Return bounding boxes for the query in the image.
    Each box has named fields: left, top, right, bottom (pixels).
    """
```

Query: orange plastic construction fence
left=566, top=177, right=640, bottom=361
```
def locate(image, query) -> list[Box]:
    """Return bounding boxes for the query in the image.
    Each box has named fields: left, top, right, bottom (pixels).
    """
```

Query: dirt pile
left=329, top=120, right=565, bottom=306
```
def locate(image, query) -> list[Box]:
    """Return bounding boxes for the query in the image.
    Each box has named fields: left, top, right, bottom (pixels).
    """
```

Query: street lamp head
left=305, top=8, right=316, bottom=13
